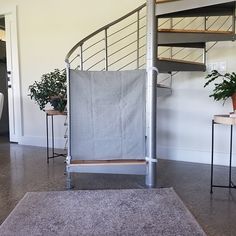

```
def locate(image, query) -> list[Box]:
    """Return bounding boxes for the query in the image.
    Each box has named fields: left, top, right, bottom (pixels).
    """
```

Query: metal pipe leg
left=46, top=113, right=49, bottom=163
left=145, top=0, right=157, bottom=188
left=51, top=115, right=54, bottom=159
left=66, top=168, right=72, bottom=190
left=210, top=120, right=214, bottom=194
left=229, top=125, right=233, bottom=187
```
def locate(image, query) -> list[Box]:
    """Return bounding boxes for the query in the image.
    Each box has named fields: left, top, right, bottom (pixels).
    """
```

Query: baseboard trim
left=157, top=145, right=236, bottom=167
left=19, top=136, right=66, bottom=149
left=19, top=137, right=235, bottom=167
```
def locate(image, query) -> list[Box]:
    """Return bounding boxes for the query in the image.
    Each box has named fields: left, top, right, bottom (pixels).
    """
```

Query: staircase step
left=156, top=0, right=234, bottom=16
left=157, top=2, right=235, bottom=18
left=158, top=29, right=235, bottom=44
left=156, top=57, right=206, bottom=73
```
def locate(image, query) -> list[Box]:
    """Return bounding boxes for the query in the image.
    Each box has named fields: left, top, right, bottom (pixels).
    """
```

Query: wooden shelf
left=214, top=115, right=236, bottom=125
left=70, top=159, right=146, bottom=166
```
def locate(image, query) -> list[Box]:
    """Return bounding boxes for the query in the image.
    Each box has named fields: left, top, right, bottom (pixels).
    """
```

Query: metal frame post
left=65, top=62, right=72, bottom=165
left=146, top=0, right=157, bottom=188
left=46, top=113, right=49, bottom=163
left=104, top=29, right=108, bottom=71
left=65, top=61, right=72, bottom=188
left=170, top=18, right=173, bottom=60
left=210, top=120, right=214, bottom=194
left=232, top=2, right=236, bottom=40
left=137, top=10, right=140, bottom=69
left=229, top=125, right=233, bottom=187
left=80, top=45, right=84, bottom=71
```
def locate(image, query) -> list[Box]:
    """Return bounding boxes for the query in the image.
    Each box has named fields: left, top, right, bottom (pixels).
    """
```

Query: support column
left=65, top=62, right=72, bottom=165
left=145, top=0, right=158, bottom=187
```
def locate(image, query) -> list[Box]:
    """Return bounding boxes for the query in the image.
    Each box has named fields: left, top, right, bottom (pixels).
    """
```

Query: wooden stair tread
left=158, top=57, right=204, bottom=65
left=70, top=159, right=146, bottom=165
left=158, top=28, right=233, bottom=34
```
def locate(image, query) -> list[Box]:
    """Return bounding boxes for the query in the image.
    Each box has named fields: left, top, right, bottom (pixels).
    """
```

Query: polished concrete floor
left=0, top=136, right=236, bottom=236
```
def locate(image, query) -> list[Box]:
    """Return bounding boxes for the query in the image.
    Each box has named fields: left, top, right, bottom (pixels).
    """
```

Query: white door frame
left=0, top=5, right=22, bottom=142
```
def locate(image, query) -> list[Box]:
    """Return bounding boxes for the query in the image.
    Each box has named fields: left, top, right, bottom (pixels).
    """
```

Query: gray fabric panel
left=70, top=70, right=146, bottom=160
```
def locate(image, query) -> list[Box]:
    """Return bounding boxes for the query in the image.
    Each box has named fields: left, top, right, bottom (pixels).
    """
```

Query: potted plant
left=29, top=69, right=67, bottom=112
left=204, top=70, right=236, bottom=110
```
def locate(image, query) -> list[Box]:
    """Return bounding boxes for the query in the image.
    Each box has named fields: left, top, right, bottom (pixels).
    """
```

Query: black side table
left=45, top=110, right=67, bottom=163
left=211, top=114, right=236, bottom=193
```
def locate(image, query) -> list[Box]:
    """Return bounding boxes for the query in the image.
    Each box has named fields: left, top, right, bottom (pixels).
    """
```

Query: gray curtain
left=70, top=70, right=146, bottom=160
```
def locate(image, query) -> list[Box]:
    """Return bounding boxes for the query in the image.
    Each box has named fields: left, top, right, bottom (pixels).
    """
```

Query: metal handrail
left=65, top=3, right=146, bottom=63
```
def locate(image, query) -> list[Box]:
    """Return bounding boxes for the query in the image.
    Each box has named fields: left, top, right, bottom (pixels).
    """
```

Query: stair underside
left=156, top=0, right=179, bottom=3
left=158, top=2, right=235, bottom=17
left=158, top=42, right=205, bottom=48
left=157, top=57, right=206, bottom=73
left=157, top=84, right=172, bottom=97
left=156, top=0, right=235, bottom=16
left=158, top=30, right=235, bottom=44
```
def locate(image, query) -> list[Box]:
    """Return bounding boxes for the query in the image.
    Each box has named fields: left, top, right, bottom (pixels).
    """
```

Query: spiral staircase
left=64, top=0, right=236, bottom=187
left=66, top=0, right=236, bottom=88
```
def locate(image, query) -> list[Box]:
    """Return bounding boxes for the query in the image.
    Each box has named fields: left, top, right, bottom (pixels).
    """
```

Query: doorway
left=0, top=17, right=9, bottom=142
left=0, top=7, right=22, bottom=143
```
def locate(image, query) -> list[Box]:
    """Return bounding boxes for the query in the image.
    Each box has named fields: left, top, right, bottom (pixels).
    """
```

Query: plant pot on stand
left=231, top=93, right=236, bottom=112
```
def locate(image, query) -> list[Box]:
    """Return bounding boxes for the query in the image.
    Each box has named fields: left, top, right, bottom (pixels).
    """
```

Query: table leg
left=46, top=113, right=49, bottom=163
left=210, top=120, right=214, bottom=194
left=51, top=115, right=54, bottom=160
left=229, top=125, right=233, bottom=188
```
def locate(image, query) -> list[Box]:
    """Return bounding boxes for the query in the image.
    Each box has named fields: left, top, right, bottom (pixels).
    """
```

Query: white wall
left=157, top=41, right=236, bottom=166
left=0, top=0, right=144, bottom=147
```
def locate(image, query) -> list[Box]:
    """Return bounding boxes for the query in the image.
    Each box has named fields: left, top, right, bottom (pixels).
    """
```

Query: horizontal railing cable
left=83, top=48, right=105, bottom=64
left=109, top=49, right=137, bottom=67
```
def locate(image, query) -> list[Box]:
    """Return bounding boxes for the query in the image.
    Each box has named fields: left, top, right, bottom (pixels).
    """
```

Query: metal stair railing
left=65, top=4, right=146, bottom=72
left=65, top=2, right=235, bottom=88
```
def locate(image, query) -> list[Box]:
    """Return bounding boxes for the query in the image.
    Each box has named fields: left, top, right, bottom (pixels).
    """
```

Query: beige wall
left=0, top=0, right=235, bottom=166
left=0, top=0, right=144, bottom=146
left=157, top=41, right=236, bottom=166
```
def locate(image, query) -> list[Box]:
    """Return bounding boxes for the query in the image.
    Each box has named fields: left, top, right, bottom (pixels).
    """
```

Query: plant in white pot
left=29, top=69, right=67, bottom=112
left=204, top=70, right=236, bottom=111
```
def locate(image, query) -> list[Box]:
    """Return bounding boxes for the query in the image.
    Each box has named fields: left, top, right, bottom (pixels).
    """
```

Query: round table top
left=214, top=114, right=236, bottom=125
left=45, top=110, right=67, bottom=116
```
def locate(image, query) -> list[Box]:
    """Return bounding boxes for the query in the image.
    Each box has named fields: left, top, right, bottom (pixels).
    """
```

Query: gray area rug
left=0, top=188, right=206, bottom=236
